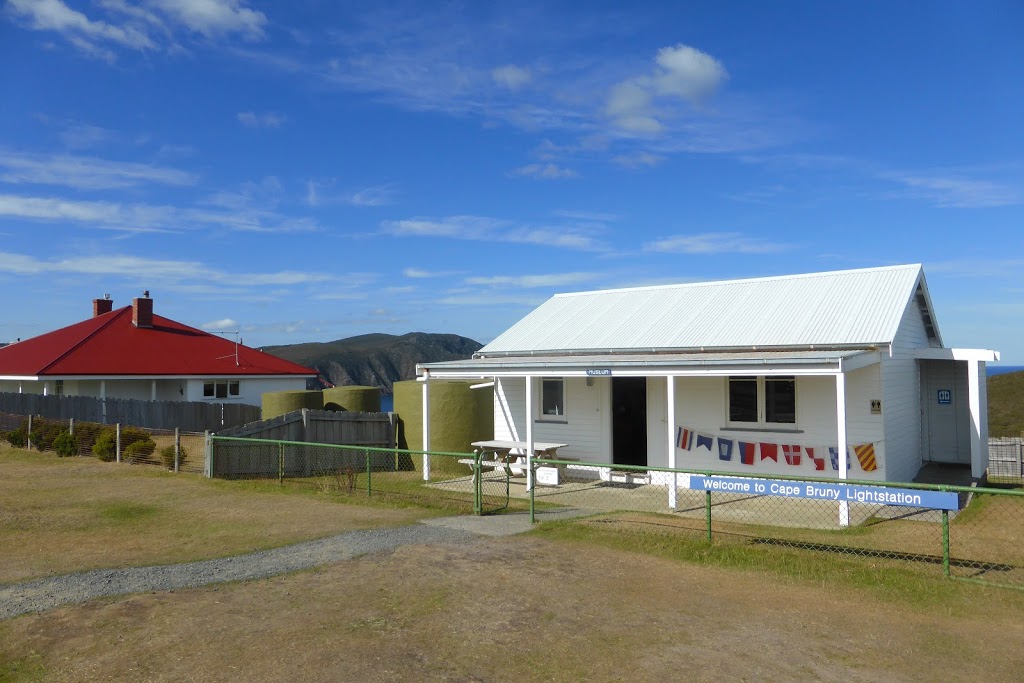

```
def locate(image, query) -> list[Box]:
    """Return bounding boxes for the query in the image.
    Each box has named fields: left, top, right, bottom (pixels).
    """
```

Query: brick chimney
left=132, top=291, right=153, bottom=328
left=93, top=295, right=113, bottom=317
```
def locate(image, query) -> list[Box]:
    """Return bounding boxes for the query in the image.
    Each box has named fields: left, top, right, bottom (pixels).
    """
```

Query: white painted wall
left=493, top=376, right=608, bottom=462
left=185, top=377, right=306, bottom=406
left=671, top=369, right=885, bottom=480
left=1, top=376, right=305, bottom=407
left=884, top=294, right=930, bottom=482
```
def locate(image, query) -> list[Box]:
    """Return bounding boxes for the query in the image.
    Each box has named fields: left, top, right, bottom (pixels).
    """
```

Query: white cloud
left=345, top=183, right=396, bottom=206
left=381, top=215, right=607, bottom=251
left=0, top=149, right=197, bottom=189
left=438, top=294, right=545, bottom=306
left=8, top=0, right=265, bottom=60
left=882, top=173, right=1021, bottom=208
left=0, top=192, right=319, bottom=234
left=0, top=250, right=337, bottom=287
left=146, top=0, right=266, bottom=39
left=612, top=152, right=664, bottom=169
left=643, top=232, right=790, bottom=255
left=304, top=180, right=396, bottom=207
left=403, top=268, right=457, bottom=279
left=237, top=111, right=286, bottom=128
left=552, top=209, right=618, bottom=222
left=202, top=318, right=238, bottom=331
left=606, top=43, right=728, bottom=135
left=465, top=273, right=600, bottom=289
left=491, top=64, right=531, bottom=90
left=510, top=163, right=578, bottom=179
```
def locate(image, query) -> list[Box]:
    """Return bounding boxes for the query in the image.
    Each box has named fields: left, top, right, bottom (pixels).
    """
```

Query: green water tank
left=393, top=379, right=494, bottom=476
left=261, top=390, right=324, bottom=420
left=322, top=385, right=381, bottom=413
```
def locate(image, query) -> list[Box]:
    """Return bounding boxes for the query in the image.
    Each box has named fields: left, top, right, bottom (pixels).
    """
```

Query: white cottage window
left=727, top=376, right=796, bottom=427
left=203, top=380, right=241, bottom=399
left=540, top=378, right=565, bottom=420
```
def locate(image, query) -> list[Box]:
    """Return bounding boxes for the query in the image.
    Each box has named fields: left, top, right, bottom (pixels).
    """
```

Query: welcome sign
left=683, top=475, right=959, bottom=511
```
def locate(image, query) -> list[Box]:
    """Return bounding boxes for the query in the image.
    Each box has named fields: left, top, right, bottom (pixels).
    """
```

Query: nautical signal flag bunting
left=673, top=425, right=880, bottom=474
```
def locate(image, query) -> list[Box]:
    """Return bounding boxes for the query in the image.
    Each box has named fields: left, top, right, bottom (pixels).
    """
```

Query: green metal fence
left=529, top=457, right=1024, bottom=589
left=210, top=436, right=523, bottom=515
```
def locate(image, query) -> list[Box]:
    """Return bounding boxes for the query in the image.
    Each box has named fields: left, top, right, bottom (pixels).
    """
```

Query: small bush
left=92, top=429, right=117, bottom=462
left=123, top=438, right=156, bottom=464
left=37, top=423, right=63, bottom=451
left=5, top=428, right=26, bottom=448
left=159, top=444, right=187, bottom=469
left=120, top=427, right=152, bottom=449
left=53, top=430, right=79, bottom=457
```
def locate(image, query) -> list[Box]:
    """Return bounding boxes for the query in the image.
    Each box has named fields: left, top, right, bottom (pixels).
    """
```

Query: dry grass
left=0, top=446, right=430, bottom=584
left=2, top=537, right=1024, bottom=682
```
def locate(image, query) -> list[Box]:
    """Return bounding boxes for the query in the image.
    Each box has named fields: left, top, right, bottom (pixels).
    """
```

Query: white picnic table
left=463, top=440, right=570, bottom=483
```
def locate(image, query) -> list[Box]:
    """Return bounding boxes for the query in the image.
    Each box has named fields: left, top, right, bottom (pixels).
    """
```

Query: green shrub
left=159, top=444, right=187, bottom=469
left=37, top=423, right=63, bottom=451
left=123, top=438, right=156, bottom=464
left=4, top=428, right=26, bottom=448
left=120, top=427, right=152, bottom=449
left=53, top=430, right=79, bottom=457
left=72, top=421, right=104, bottom=449
left=92, top=429, right=117, bottom=462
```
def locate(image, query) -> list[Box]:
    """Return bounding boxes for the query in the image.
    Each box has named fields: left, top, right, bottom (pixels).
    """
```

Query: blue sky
left=1, top=1, right=1022, bottom=362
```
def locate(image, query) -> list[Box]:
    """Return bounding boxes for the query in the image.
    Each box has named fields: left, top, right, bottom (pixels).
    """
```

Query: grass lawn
left=3, top=444, right=1024, bottom=681
left=2, top=534, right=1024, bottom=682
left=0, top=446, right=435, bottom=584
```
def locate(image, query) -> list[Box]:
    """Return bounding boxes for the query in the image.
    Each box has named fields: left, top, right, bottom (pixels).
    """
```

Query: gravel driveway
left=0, top=509, right=587, bottom=621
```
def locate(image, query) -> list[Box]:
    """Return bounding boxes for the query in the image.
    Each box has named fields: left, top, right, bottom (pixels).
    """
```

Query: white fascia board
left=839, top=351, right=881, bottom=373
left=0, top=375, right=39, bottom=381
left=423, top=366, right=842, bottom=380
left=914, top=348, right=1000, bottom=362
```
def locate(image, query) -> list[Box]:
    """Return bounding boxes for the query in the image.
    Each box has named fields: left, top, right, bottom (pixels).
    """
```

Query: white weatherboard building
left=418, top=264, right=998, bottom=487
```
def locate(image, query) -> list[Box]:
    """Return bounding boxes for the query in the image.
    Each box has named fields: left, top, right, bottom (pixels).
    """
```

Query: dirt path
left=3, top=530, right=1023, bottom=682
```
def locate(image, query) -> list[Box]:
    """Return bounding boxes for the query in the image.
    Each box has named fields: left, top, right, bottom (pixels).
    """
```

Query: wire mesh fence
left=528, top=458, right=1024, bottom=589
left=210, top=436, right=526, bottom=515
left=0, top=412, right=206, bottom=474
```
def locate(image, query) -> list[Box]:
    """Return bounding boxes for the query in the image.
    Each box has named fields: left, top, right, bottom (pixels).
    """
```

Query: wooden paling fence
left=212, top=409, right=397, bottom=479
left=0, top=392, right=260, bottom=432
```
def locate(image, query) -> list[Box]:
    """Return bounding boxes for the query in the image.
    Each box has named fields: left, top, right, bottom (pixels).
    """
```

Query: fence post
left=529, top=459, right=536, bottom=523
left=174, top=427, right=180, bottom=473
left=204, top=431, right=212, bottom=478
left=116, top=423, right=121, bottom=463
left=366, top=449, right=372, bottom=497
left=278, top=442, right=284, bottom=485
left=705, top=490, right=713, bottom=542
left=942, top=508, right=951, bottom=577
left=69, top=417, right=74, bottom=436
left=26, top=414, right=32, bottom=450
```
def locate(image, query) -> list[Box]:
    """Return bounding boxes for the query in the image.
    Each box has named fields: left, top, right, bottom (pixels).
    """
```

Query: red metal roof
left=0, top=306, right=316, bottom=378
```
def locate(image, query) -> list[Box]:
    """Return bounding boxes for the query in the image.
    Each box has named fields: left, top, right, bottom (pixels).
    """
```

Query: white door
left=921, top=360, right=971, bottom=464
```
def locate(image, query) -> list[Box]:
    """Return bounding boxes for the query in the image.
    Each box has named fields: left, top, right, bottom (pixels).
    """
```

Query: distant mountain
left=262, top=332, right=482, bottom=394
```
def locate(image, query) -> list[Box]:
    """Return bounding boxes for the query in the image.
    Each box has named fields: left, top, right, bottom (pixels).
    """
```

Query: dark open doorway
left=612, top=377, right=647, bottom=466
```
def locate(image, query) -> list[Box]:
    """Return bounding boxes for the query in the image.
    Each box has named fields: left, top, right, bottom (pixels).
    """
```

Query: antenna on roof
left=213, top=330, right=242, bottom=366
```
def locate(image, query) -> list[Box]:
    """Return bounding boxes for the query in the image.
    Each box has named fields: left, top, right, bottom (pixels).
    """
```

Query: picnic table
left=463, top=440, right=570, bottom=481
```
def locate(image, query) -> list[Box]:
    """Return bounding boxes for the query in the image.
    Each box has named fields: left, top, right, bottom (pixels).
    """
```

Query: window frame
left=726, top=375, right=797, bottom=429
left=537, top=377, right=567, bottom=422
left=203, top=379, right=242, bottom=401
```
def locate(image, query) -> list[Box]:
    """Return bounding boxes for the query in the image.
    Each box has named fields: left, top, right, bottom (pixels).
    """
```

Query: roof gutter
left=473, top=343, right=881, bottom=360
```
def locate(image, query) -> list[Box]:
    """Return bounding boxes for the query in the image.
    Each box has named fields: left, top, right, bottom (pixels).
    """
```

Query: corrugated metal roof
left=480, top=264, right=927, bottom=356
